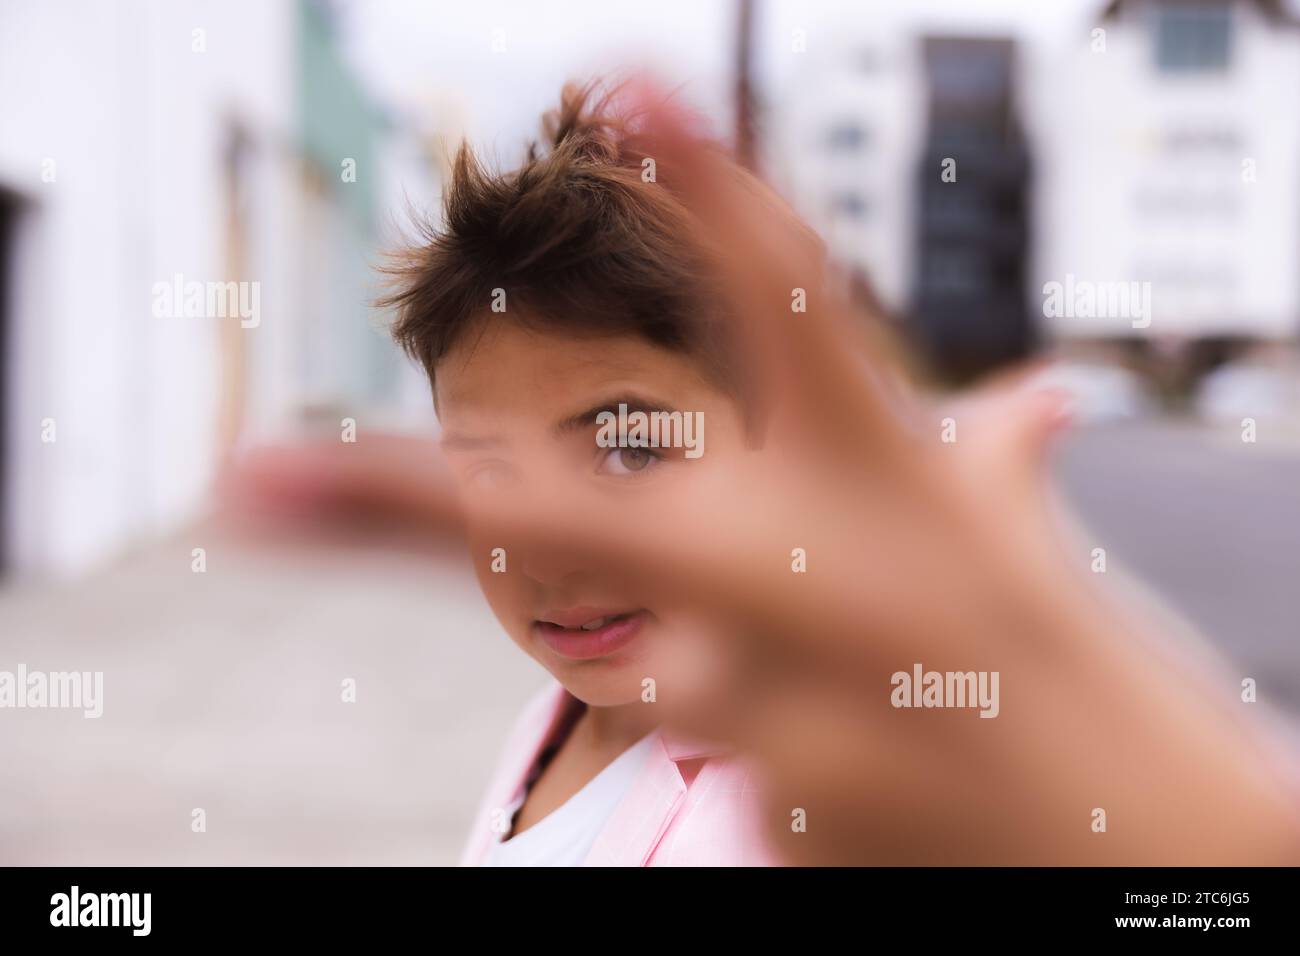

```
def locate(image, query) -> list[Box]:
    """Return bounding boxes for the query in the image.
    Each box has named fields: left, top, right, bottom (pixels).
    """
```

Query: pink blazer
left=460, top=681, right=777, bottom=866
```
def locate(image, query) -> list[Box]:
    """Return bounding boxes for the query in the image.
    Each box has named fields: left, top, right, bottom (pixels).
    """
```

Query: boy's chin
left=550, top=666, right=652, bottom=709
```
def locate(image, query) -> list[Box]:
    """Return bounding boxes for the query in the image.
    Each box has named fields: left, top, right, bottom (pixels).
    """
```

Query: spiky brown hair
left=380, top=81, right=778, bottom=397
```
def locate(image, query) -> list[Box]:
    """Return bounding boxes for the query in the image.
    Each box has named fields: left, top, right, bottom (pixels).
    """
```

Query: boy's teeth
left=580, top=616, right=610, bottom=631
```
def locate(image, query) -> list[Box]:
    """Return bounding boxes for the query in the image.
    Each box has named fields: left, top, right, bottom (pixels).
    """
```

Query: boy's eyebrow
left=555, top=394, right=679, bottom=435
left=440, top=432, right=509, bottom=452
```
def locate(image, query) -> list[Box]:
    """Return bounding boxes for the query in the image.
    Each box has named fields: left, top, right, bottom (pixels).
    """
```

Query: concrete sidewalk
left=0, top=533, right=543, bottom=865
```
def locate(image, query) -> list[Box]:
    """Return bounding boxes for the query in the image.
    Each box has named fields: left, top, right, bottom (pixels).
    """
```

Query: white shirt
left=484, top=731, right=659, bottom=867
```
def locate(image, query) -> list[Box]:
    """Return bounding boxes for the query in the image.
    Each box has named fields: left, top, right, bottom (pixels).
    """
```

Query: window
left=826, top=123, right=868, bottom=152
left=1154, top=2, right=1232, bottom=73
left=829, top=193, right=869, bottom=219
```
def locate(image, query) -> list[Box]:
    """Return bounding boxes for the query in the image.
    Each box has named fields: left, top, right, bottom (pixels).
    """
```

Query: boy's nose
left=516, top=545, right=591, bottom=592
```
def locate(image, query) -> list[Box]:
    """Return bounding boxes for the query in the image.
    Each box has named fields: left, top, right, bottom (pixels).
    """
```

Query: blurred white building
left=1037, top=0, right=1300, bottom=342
left=765, top=0, right=1300, bottom=376
left=0, top=0, right=437, bottom=577
left=765, top=28, right=924, bottom=317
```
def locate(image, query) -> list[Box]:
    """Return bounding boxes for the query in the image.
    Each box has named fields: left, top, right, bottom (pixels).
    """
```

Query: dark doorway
left=913, top=36, right=1034, bottom=383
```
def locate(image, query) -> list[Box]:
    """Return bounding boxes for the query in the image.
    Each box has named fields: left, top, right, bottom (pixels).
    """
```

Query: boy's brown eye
left=597, top=446, right=660, bottom=476
left=620, top=448, right=651, bottom=471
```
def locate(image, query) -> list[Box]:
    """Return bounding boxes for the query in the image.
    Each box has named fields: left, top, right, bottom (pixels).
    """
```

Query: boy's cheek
left=465, top=530, right=530, bottom=632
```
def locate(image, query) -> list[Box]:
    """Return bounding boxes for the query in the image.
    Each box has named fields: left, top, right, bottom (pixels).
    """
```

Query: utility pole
left=734, top=0, right=757, bottom=170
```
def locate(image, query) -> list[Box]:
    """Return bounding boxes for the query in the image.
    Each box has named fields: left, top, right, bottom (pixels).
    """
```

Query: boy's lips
left=533, top=609, right=648, bottom=660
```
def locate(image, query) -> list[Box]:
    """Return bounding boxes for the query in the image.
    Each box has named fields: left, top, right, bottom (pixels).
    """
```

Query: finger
left=220, top=433, right=754, bottom=615
left=221, top=432, right=907, bottom=675
left=627, top=79, right=910, bottom=459
left=944, top=377, right=1075, bottom=474
left=219, top=434, right=465, bottom=539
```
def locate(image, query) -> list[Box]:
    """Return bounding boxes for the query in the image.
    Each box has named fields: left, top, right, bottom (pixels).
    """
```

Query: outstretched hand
left=224, top=88, right=1300, bottom=865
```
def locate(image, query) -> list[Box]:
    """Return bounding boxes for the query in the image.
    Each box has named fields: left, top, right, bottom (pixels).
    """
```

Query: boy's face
left=435, top=319, right=745, bottom=707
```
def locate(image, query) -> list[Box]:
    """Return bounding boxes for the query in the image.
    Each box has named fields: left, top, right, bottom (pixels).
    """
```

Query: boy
left=238, top=82, right=1300, bottom=868
left=381, top=83, right=785, bottom=865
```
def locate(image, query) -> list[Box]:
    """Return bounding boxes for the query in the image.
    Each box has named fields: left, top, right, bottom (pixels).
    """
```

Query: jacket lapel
left=459, top=683, right=579, bottom=866
left=463, top=680, right=735, bottom=867
left=582, top=730, right=730, bottom=866
left=582, top=735, right=686, bottom=866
